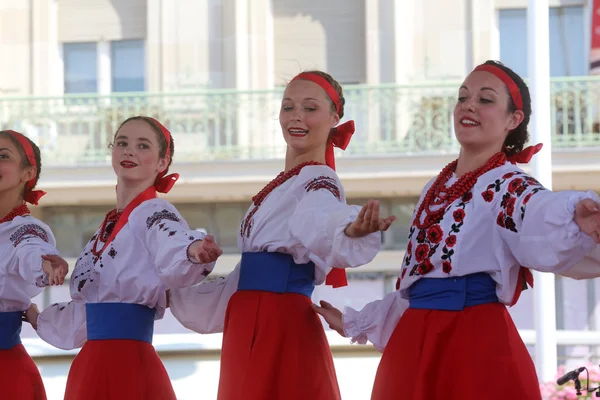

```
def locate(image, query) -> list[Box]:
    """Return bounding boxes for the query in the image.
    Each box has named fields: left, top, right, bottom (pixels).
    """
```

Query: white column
left=528, top=0, right=557, bottom=382
left=97, top=40, right=111, bottom=95
left=233, top=0, right=250, bottom=156
left=393, top=0, right=415, bottom=143
left=234, top=0, right=249, bottom=90
left=366, top=0, right=380, bottom=85
left=366, top=0, right=381, bottom=145
left=48, top=0, right=62, bottom=96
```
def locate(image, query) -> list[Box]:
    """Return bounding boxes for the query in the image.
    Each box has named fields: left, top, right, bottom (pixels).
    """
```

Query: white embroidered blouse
left=36, top=198, right=215, bottom=350
left=342, top=162, right=600, bottom=352
left=169, top=165, right=382, bottom=333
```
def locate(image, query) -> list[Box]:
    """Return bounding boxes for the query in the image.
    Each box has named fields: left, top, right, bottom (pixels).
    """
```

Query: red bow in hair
left=325, top=121, right=355, bottom=170
left=154, top=173, right=179, bottom=194
left=506, top=143, right=543, bottom=164
left=23, top=190, right=47, bottom=206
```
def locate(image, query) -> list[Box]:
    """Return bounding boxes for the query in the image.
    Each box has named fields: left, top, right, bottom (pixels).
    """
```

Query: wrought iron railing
left=1, top=76, right=599, bottom=166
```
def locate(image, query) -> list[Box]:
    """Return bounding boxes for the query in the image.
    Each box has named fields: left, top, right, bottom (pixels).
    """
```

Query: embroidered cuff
left=342, top=306, right=369, bottom=345
left=186, top=239, right=205, bottom=264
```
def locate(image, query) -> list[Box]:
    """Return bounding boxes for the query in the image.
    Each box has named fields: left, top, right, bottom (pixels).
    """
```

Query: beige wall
left=0, top=0, right=592, bottom=93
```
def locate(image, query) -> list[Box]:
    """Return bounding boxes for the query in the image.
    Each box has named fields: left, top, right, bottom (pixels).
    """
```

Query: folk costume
left=170, top=73, right=381, bottom=400
left=342, top=65, right=600, bottom=400
left=36, top=120, right=215, bottom=400
left=0, top=130, right=52, bottom=400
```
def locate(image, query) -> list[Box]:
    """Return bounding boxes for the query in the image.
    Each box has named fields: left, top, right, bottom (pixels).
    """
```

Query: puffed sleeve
left=9, top=220, right=61, bottom=287
left=289, top=167, right=381, bottom=269
left=486, top=172, right=598, bottom=274
left=130, top=200, right=216, bottom=289
left=559, top=245, right=600, bottom=280
left=169, top=264, right=241, bottom=334
left=36, top=300, right=88, bottom=350
left=342, top=291, right=409, bottom=352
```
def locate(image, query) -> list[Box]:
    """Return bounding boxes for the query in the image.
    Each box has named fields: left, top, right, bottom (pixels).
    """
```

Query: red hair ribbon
left=473, top=64, right=523, bottom=111
left=146, top=118, right=179, bottom=194
left=505, top=142, right=542, bottom=306
left=4, top=130, right=46, bottom=205
left=289, top=73, right=353, bottom=288
left=506, top=143, right=543, bottom=165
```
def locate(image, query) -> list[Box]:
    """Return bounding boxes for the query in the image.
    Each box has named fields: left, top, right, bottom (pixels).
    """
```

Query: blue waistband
left=237, top=252, right=315, bottom=298
left=86, top=303, right=155, bottom=344
left=0, top=311, right=22, bottom=350
left=408, top=273, right=499, bottom=311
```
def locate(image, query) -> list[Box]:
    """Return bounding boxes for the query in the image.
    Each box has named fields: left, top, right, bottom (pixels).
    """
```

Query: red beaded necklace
left=0, top=204, right=31, bottom=224
left=240, top=161, right=324, bottom=238
left=413, top=152, right=507, bottom=230
left=91, top=209, right=123, bottom=256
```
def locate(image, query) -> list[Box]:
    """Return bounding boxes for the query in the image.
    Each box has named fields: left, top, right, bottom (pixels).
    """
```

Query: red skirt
left=0, top=344, right=46, bottom=400
left=64, top=339, right=176, bottom=400
left=218, top=291, right=341, bottom=400
left=372, top=303, right=542, bottom=400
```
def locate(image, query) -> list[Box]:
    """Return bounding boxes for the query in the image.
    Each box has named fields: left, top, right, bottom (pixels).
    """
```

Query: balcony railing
left=1, top=76, right=600, bottom=166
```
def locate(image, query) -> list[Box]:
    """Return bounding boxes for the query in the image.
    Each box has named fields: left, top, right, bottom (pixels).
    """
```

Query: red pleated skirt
left=0, top=344, right=46, bottom=400
left=64, top=339, right=176, bottom=400
left=218, top=291, right=341, bottom=400
left=372, top=302, right=542, bottom=400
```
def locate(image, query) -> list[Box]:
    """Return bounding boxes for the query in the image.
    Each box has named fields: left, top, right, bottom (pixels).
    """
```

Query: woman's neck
left=0, top=189, right=24, bottom=220
left=284, top=147, right=326, bottom=172
left=115, top=179, right=153, bottom=210
left=455, top=147, right=502, bottom=177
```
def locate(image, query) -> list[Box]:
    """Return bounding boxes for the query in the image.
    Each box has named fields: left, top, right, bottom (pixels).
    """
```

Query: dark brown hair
left=479, top=60, right=531, bottom=156
left=111, top=116, right=175, bottom=174
left=0, top=130, right=42, bottom=190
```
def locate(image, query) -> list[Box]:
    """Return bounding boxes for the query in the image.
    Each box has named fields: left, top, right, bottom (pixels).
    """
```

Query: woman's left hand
left=41, top=254, right=69, bottom=285
left=575, top=198, right=600, bottom=243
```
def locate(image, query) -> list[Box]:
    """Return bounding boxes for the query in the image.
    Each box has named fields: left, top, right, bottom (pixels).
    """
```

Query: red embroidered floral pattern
left=304, top=176, right=341, bottom=201
left=10, top=224, right=49, bottom=247
left=400, top=191, right=473, bottom=281
left=481, top=172, right=545, bottom=232
left=408, top=223, right=443, bottom=277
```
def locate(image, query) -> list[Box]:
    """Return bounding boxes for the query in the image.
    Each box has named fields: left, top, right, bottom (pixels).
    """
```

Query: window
left=111, top=40, right=145, bottom=92
left=63, top=42, right=98, bottom=93
left=498, top=6, right=586, bottom=77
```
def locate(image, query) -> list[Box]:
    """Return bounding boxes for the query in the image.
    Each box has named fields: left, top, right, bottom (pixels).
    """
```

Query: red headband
left=473, top=64, right=523, bottom=110
left=4, top=130, right=46, bottom=205
left=145, top=118, right=179, bottom=194
left=289, top=73, right=355, bottom=171
left=289, top=73, right=354, bottom=288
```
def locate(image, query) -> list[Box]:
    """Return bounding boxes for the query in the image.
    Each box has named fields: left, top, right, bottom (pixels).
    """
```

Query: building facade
left=1, top=0, right=599, bottom=398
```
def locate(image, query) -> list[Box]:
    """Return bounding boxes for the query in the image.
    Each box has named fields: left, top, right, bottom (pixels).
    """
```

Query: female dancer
left=169, top=70, right=396, bottom=400
left=27, top=117, right=222, bottom=400
left=0, top=129, right=68, bottom=400
left=314, top=60, right=600, bottom=400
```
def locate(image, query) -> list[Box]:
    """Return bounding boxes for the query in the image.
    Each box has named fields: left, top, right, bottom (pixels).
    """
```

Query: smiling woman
left=28, top=117, right=223, bottom=400
left=0, top=130, right=69, bottom=400
left=168, top=70, right=396, bottom=400
left=313, top=60, right=600, bottom=400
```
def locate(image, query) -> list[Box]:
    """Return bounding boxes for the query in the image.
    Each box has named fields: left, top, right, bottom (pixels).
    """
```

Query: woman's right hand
left=313, top=300, right=345, bottom=337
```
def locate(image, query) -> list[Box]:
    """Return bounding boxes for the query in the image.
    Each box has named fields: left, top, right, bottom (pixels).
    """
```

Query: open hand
left=312, top=300, right=345, bottom=337
left=187, top=235, right=223, bottom=264
left=575, top=198, right=600, bottom=243
left=345, top=200, right=396, bottom=238
left=41, top=254, right=69, bottom=285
